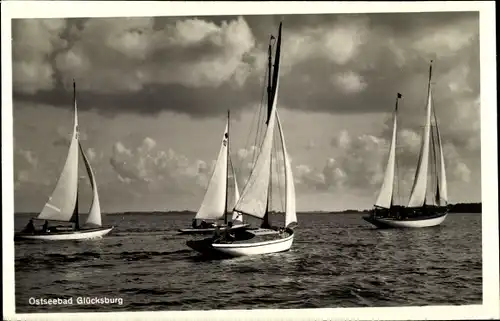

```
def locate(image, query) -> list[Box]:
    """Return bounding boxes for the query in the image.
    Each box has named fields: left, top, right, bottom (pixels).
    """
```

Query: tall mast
left=266, top=36, right=273, bottom=124
left=426, top=60, right=433, bottom=206
left=393, top=92, right=401, bottom=207
left=263, top=36, right=273, bottom=227
left=263, top=22, right=282, bottom=228
left=72, top=79, right=80, bottom=230
left=224, top=110, right=230, bottom=225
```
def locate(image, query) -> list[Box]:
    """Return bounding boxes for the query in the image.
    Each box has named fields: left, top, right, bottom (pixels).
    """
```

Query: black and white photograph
left=2, top=1, right=498, bottom=321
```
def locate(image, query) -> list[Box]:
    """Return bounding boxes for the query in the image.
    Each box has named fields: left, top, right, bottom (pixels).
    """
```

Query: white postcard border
left=2, top=1, right=498, bottom=320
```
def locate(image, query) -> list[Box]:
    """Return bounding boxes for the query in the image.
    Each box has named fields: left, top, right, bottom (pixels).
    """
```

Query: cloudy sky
left=12, top=11, right=481, bottom=213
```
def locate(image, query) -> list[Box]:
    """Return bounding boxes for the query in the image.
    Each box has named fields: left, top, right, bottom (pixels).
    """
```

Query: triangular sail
left=276, top=112, right=297, bottom=228
left=234, top=22, right=283, bottom=221
left=408, top=86, right=433, bottom=208
left=434, top=115, right=448, bottom=205
left=79, top=142, right=102, bottom=227
left=194, top=123, right=229, bottom=221
left=233, top=76, right=281, bottom=220
left=231, top=168, right=243, bottom=224
left=375, top=102, right=399, bottom=208
left=37, top=97, right=79, bottom=222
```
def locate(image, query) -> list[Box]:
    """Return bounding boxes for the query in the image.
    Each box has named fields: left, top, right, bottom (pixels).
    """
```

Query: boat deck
left=214, top=229, right=290, bottom=245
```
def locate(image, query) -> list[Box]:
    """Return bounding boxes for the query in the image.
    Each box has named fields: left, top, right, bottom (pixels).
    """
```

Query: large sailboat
left=178, top=111, right=249, bottom=235
left=187, top=22, right=298, bottom=257
left=363, top=61, right=449, bottom=229
left=15, top=81, right=113, bottom=241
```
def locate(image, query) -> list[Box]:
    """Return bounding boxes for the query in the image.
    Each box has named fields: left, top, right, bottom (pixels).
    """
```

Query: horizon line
left=13, top=201, right=482, bottom=215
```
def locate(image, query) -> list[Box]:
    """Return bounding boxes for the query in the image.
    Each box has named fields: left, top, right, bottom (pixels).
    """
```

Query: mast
left=72, top=79, right=80, bottom=230
left=266, top=36, right=274, bottom=124
left=263, top=36, right=273, bottom=228
left=263, top=23, right=282, bottom=228
left=374, top=92, right=400, bottom=209
left=232, top=23, right=282, bottom=223
left=431, top=64, right=447, bottom=207
left=407, top=60, right=434, bottom=208
left=224, top=110, right=230, bottom=225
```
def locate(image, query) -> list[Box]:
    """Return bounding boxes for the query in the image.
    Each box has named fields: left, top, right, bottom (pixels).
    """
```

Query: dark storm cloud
left=12, top=12, right=479, bottom=120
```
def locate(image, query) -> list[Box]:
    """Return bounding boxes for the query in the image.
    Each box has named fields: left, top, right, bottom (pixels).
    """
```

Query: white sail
left=435, top=121, right=448, bottom=205
left=276, top=112, right=297, bottom=228
left=408, top=86, right=433, bottom=208
left=375, top=109, right=398, bottom=208
left=231, top=169, right=243, bottom=223
left=37, top=100, right=79, bottom=222
left=79, top=142, right=102, bottom=227
left=233, top=77, right=280, bottom=220
left=194, top=123, right=229, bottom=221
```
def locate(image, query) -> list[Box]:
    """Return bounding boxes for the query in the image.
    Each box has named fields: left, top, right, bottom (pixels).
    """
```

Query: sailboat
left=15, top=81, right=114, bottom=241
left=178, top=111, right=249, bottom=235
left=363, top=61, right=449, bottom=229
left=187, top=22, right=298, bottom=257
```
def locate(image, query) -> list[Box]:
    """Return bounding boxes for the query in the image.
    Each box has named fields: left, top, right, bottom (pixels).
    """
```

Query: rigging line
left=431, top=124, right=440, bottom=205
left=431, top=92, right=442, bottom=199
left=238, top=64, right=268, bottom=184
left=274, top=129, right=285, bottom=213
left=251, top=63, right=269, bottom=168
left=429, top=125, right=435, bottom=204
left=252, top=101, right=263, bottom=166
left=228, top=156, right=236, bottom=210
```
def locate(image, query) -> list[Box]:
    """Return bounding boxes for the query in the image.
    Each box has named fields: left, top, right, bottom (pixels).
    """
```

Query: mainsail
left=231, top=170, right=243, bottom=224
left=375, top=96, right=399, bottom=209
left=276, top=112, right=297, bottom=228
left=194, top=123, right=229, bottom=221
left=433, top=111, right=448, bottom=206
left=37, top=91, right=79, bottom=222
left=79, top=142, right=102, bottom=227
left=35, top=80, right=105, bottom=230
left=233, top=76, right=280, bottom=219
left=408, top=81, right=433, bottom=208
left=233, top=22, right=293, bottom=228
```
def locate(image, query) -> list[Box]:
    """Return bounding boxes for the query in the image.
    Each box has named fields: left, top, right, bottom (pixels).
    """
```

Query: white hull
left=211, top=229, right=294, bottom=257
left=365, top=214, right=447, bottom=228
left=15, top=227, right=113, bottom=241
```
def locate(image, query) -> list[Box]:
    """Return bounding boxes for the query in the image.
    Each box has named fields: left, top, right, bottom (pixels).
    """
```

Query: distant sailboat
left=363, top=61, right=449, bottom=229
left=15, top=81, right=113, bottom=241
left=178, top=111, right=249, bottom=235
left=187, top=22, right=298, bottom=257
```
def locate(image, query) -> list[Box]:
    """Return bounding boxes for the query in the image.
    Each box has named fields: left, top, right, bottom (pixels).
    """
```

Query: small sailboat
left=363, top=61, right=449, bottom=229
left=15, top=81, right=113, bottom=241
left=187, top=22, right=298, bottom=257
left=178, top=111, right=249, bottom=235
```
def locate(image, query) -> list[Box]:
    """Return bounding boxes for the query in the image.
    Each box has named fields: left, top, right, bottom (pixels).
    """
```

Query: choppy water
left=14, top=212, right=482, bottom=312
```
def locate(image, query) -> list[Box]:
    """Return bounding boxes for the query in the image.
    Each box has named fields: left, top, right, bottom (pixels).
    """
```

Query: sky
left=11, top=11, right=481, bottom=213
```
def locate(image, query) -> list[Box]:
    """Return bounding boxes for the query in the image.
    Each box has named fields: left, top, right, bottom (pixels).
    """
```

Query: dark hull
left=186, top=237, right=231, bottom=259
left=363, top=208, right=448, bottom=229
left=178, top=223, right=249, bottom=235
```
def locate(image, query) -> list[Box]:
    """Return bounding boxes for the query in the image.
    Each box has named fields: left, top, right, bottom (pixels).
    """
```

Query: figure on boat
left=22, top=219, right=36, bottom=234
left=177, top=111, right=249, bottom=235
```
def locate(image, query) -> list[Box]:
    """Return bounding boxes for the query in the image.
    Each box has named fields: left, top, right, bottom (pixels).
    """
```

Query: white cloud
left=53, top=16, right=259, bottom=93
left=283, top=16, right=369, bottom=72
left=86, top=147, right=97, bottom=161
left=109, top=138, right=211, bottom=195
left=12, top=19, right=68, bottom=94
left=333, top=71, right=367, bottom=94
left=453, top=162, right=471, bottom=183
left=412, top=20, right=477, bottom=58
